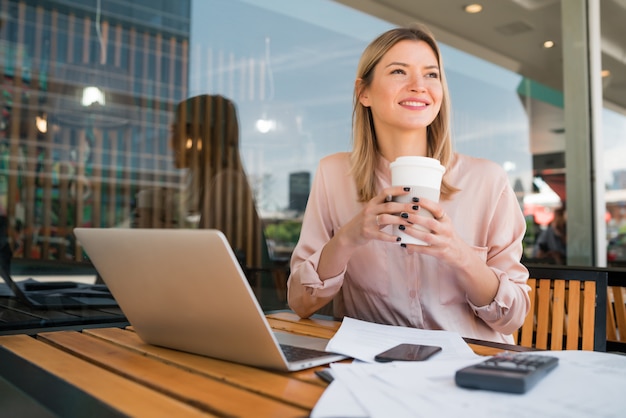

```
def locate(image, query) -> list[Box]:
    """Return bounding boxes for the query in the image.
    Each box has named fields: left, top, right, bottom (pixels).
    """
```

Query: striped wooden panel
left=550, top=279, right=566, bottom=350
left=6, top=2, right=26, bottom=256
left=517, top=278, right=536, bottom=347
left=535, top=278, right=551, bottom=349
left=580, top=281, right=596, bottom=350
left=608, top=286, right=626, bottom=343
left=1, top=4, right=189, bottom=264
left=565, top=282, right=582, bottom=350
left=41, top=8, right=57, bottom=259
left=607, top=287, right=618, bottom=341
left=516, top=276, right=597, bottom=351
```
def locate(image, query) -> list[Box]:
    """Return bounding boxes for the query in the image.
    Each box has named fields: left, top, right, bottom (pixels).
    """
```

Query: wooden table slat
left=123, top=322, right=336, bottom=385
left=0, top=334, right=213, bottom=417
left=266, top=311, right=341, bottom=331
left=266, top=318, right=338, bottom=340
left=83, top=327, right=329, bottom=405
left=38, top=330, right=309, bottom=417
left=464, top=343, right=510, bottom=357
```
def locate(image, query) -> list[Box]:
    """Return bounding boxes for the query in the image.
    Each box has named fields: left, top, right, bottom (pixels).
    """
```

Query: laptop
left=0, top=264, right=118, bottom=309
left=73, top=227, right=348, bottom=371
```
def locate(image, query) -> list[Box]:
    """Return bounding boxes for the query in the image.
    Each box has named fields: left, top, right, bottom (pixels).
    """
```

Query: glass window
left=605, top=106, right=626, bottom=257
left=1, top=0, right=624, bottom=333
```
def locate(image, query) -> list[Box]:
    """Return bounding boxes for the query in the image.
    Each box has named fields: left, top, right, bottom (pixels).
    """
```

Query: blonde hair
left=350, top=24, right=458, bottom=202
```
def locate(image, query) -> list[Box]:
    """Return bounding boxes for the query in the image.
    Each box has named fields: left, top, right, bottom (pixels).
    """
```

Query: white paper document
left=325, top=316, right=478, bottom=362
left=314, top=318, right=626, bottom=418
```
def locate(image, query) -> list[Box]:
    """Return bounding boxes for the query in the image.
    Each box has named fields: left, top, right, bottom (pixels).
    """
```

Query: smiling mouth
left=400, top=101, right=427, bottom=107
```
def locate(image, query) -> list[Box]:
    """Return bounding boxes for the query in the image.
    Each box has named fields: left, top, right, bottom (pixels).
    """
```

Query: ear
left=355, top=78, right=370, bottom=107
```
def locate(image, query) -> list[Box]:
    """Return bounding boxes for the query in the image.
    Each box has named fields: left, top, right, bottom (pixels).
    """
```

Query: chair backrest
left=606, top=268, right=626, bottom=352
left=515, top=265, right=607, bottom=351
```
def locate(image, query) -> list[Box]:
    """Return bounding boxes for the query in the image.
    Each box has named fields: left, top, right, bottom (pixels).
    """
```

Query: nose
left=409, top=75, right=426, bottom=92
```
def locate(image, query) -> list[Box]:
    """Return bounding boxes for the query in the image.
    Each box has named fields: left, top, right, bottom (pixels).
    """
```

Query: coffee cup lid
left=390, top=156, right=445, bottom=172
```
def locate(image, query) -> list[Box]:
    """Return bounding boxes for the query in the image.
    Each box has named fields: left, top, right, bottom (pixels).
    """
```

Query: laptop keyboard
left=280, top=344, right=329, bottom=362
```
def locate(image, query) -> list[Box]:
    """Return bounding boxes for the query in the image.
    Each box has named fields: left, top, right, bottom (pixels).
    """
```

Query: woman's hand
left=337, top=186, right=411, bottom=247
left=399, top=197, right=500, bottom=306
left=398, top=197, right=471, bottom=267
left=316, top=186, right=409, bottom=280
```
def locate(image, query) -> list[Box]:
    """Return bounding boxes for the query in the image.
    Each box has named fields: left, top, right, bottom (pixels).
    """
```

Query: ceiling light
left=543, top=40, right=555, bottom=49
left=464, top=4, right=483, bottom=13
left=81, top=86, right=105, bottom=106
left=503, top=161, right=516, bottom=172
left=255, top=118, right=276, bottom=134
left=36, top=114, right=47, bottom=133
left=185, top=138, right=202, bottom=151
left=601, top=69, right=611, bottom=78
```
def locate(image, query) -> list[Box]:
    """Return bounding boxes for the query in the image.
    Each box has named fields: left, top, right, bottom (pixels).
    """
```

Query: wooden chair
left=515, top=265, right=607, bottom=351
left=606, top=268, right=626, bottom=352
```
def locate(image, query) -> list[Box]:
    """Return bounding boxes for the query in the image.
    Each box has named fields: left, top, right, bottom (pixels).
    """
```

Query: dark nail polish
left=412, top=197, right=420, bottom=202
left=396, top=237, right=401, bottom=242
left=400, top=243, right=406, bottom=248
left=403, top=187, right=411, bottom=192
left=401, top=212, right=409, bottom=219
left=412, top=205, right=419, bottom=211
left=399, top=225, right=405, bottom=230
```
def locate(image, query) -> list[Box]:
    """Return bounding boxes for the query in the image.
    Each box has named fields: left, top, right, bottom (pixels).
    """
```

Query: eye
left=390, top=68, right=406, bottom=75
left=426, top=71, right=440, bottom=79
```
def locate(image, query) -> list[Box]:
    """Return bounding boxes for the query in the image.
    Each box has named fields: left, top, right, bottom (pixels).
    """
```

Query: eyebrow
left=385, top=62, right=440, bottom=71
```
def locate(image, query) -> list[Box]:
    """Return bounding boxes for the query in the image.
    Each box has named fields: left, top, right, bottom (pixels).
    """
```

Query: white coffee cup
left=390, top=156, right=445, bottom=245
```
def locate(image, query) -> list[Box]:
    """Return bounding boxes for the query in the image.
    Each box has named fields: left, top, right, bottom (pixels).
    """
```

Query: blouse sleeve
left=287, top=158, right=345, bottom=318
left=468, top=173, right=531, bottom=335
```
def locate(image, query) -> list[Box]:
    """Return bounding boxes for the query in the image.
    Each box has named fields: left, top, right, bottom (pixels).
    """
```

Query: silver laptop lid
left=74, top=228, right=296, bottom=370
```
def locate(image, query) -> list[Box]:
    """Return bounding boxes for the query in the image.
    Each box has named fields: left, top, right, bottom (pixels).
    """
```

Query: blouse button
left=409, top=290, right=416, bottom=298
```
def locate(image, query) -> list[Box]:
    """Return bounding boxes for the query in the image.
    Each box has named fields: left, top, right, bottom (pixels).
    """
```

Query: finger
left=379, top=193, right=393, bottom=203
left=380, top=186, right=409, bottom=203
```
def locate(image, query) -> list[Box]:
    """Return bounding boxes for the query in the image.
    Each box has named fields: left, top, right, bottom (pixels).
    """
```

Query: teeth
left=401, top=101, right=426, bottom=107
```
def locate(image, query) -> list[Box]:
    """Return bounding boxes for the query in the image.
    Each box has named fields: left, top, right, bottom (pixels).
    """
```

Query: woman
left=287, top=24, right=530, bottom=343
left=533, top=206, right=567, bottom=264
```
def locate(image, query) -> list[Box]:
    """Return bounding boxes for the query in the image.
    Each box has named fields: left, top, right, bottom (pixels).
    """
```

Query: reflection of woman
left=287, top=25, right=529, bottom=344
left=169, top=95, right=266, bottom=269
left=533, top=207, right=567, bottom=264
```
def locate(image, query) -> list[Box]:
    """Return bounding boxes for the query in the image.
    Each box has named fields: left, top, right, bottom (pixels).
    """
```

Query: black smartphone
left=374, top=343, right=442, bottom=362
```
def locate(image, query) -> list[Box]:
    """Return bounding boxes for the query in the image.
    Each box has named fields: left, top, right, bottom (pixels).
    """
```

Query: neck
left=377, top=129, right=428, bottom=162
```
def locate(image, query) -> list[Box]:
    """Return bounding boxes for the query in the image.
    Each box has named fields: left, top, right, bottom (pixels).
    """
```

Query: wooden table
left=0, top=311, right=529, bottom=417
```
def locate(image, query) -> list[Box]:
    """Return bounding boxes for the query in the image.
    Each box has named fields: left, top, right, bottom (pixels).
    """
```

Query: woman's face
left=359, top=40, right=443, bottom=135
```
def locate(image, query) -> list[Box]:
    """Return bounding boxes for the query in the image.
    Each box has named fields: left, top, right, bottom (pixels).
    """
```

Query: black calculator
left=455, top=352, right=559, bottom=394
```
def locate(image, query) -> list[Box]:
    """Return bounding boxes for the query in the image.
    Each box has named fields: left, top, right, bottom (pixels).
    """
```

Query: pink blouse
left=287, top=152, right=530, bottom=344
